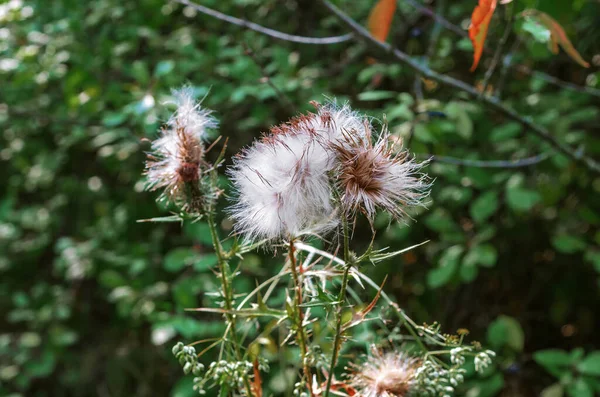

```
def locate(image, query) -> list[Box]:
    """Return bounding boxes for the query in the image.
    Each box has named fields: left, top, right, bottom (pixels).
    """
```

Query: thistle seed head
left=144, top=88, right=216, bottom=210
left=348, top=350, right=419, bottom=397
left=332, top=126, right=430, bottom=222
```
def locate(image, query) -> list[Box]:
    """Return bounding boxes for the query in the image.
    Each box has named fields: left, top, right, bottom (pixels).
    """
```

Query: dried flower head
left=228, top=102, right=366, bottom=242
left=332, top=126, right=430, bottom=222
left=145, top=88, right=217, bottom=210
left=348, top=350, right=419, bottom=397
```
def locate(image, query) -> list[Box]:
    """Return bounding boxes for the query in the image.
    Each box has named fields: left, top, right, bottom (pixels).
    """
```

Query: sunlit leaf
left=367, top=0, right=397, bottom=43
left=469, top=0, right=498, bottom=71
left=521, top=10, right=590, bottom=68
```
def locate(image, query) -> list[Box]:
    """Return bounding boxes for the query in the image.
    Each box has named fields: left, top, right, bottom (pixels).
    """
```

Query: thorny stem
left=293, top=242, right=430, bottom=355
left=206, top=189, right=254, bottom=397
left=323, top=215, right=352, bottom=397
left=288, top=239, right=315, bottom=397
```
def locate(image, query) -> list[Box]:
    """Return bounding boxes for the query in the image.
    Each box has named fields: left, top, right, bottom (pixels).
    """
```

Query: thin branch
left=494, top=37, right=522, bottom=99
left=422, top=153, right=550, bottom=168
left=480, top=5, right=514, bottom=95
left=403, top=0, right=600, bottom=98
left=319, top=0, right=600, bottom=174
left=174, top=0, right=353, bottom=45
left=414, top=0, right=445, bottom=104
left=404, top=0, right=465, bottom=37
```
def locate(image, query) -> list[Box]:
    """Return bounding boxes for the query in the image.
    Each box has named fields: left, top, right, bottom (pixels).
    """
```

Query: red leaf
left=522, top=10, right=590, bottom=68
left=367, top=0, right=397, bottom=43
left=252, top=359, right=263, bottom=397
left=469, top=0, right=498, bottom=71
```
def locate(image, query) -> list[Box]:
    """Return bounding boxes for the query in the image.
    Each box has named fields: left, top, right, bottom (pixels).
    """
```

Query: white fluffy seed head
left=348, top=350, right=419, bottom=397
left=144, top=88, right=217, bottom=209
left=228, top=100, right=431, bottom=242
left=167, top=87, right=217, bottom=140
left=228, top=102, right=367, bottom=242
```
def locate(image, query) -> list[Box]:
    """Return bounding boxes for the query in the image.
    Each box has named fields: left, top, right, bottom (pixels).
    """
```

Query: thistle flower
left=348, top=350, right=419, bottom=397
left=228, top=102, right=367, bottom=242
left=331, top=126, right=430, bottom=222
left=144, top=88, right=217, bottom=210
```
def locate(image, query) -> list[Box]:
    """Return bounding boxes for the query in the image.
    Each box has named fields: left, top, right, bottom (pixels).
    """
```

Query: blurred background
left=1, top=0, right=599, bottom=396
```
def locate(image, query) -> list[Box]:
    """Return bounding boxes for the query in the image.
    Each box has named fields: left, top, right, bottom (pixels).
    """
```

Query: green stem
left=323, top=216, right=352, bottom=397
left=207, top=209, right=254, bottom=397
left=288, top=240, right=314, bottom=397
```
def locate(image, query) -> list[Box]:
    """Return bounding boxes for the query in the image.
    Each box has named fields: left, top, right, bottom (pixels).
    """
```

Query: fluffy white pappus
left=348, top=350, right=419, bottom=397
left=167, top=87, right=217, bottom=140
left=312, top=101, right=370, bottom=142
left=145, top=89, right=217, bottom=209
left=333, top=128, right=431, bottom=221
left=228, top=130, right=337, bottom=242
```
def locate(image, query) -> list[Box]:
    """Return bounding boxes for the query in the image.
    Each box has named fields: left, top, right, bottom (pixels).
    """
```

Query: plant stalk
left=323, top=215, right=352, bottom=397
left=288, top=239, right=314, bottom=397
left=207, top=209, right=254, bottom=397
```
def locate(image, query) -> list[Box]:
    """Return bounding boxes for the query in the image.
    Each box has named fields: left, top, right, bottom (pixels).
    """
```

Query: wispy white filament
left=145, top=88, right=216, bottom=206
left=228, top=102, right=367, bottom=241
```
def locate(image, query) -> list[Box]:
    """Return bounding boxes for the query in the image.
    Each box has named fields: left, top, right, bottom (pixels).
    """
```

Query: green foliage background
left=1, top=0, right=600, bottom=396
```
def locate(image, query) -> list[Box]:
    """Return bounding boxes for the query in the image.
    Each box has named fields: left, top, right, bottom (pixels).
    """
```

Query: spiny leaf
left=343, top=276, right=386, bottom=331
left=186, top=307, right=286, bottom=319
left=521, top=10, right=589, bottom=68
left=469, top=0, right=498, bottom=71
left=367, top=0, right=397, bottom=43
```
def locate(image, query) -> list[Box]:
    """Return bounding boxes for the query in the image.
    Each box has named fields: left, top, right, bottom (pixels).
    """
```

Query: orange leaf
left=469, top=0, right=498, bottom=72
left=367, top=0, right=397, bottom=43
left=252, top=359, right=263, bottom=397
left=522, top=10, right=590, bottom=68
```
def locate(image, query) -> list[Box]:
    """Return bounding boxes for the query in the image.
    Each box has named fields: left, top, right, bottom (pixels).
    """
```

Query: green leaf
left=541, top=383, right=564, bottom=397
left=25, top=349, right=56, bottom=378
left=445, top=101, right=473, bottom=139
left=463, top=244, right=498, bottom=268
left=521, top=18, right=552, bottom=44
left=414, top=123, right=437, bottom=143
left=471, top=191, right=499, bottom=224
left=552, top=235, right=586, bottom=254
left=506, top=187, right=542, bottom=212
left=427, top=245, right=463, bottom=288
left=534, top=349, right=572, bottom=377
left=566, top=378, right=593, bottom=397
left=584, top=251, right=600, bottom=273
left=102, top=112, right=128, bottom=127
left=473, top=372, right=505, bottom=397
left=487, top=315, right=524, bottom=352
left=164, top=248, right=197, bottom=272
left=194, top=253, right=218, bottom=271
left=460, top=260, right=479, bottom=283
left=154, top=60, right=175, bottom=77
left=99, top=270, right=127, bottom=288
left=357, top=90, right=397, bottom=101
left=577, top=352, right=600, bottom=376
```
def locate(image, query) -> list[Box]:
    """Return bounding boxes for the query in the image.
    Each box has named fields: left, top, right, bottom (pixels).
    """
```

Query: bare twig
left=403, top=0, right=600, bottom=98
left=422, top=153, right=550, bottom=168
left=404, top=0, right=465, bottom=37
left=174, top=0, right=353, bottom=45
left=480, top=5, right=514, bottom=95
left=494, top=37, right=522, bottom=99
left=319, top=0, right=600, bottom=174
left=414, top=0, right=445, bottom=104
